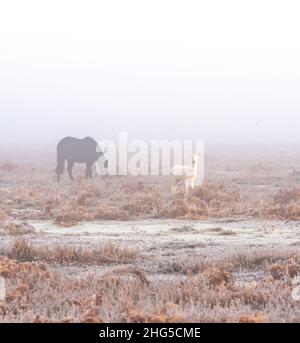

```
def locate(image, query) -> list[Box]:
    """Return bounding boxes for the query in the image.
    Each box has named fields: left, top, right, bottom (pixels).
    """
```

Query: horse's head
left=96, top=151, right=108, bottom=169
left=96, top=151, right=104, bottom=160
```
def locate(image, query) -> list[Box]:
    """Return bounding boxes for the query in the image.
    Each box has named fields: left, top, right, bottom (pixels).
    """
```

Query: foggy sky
left=1, top=0, right=300, bottom=150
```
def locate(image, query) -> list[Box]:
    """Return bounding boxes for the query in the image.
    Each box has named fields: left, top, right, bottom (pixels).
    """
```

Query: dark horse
left=56, top=136, right=107, bottom=182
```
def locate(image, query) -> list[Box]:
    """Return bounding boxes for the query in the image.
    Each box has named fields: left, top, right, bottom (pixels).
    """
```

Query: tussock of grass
left=0, top=222, right=36, bottom=235
left=4, top=238, right=139, bottom=265
left=266, top=188, right=300, bottom=220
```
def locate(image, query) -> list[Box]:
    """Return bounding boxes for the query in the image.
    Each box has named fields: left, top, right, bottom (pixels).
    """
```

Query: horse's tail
left=56, top=146, right=65, bottom=182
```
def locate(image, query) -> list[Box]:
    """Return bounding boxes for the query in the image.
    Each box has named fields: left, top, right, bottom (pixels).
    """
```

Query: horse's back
left=57, top=136, right=98, bottom=162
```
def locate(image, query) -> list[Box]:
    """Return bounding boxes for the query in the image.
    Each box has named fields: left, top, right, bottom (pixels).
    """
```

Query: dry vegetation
left=1, top=147, right=300, bottom=322
left=1, top=161, right=299, bottom=225
left=6, top=238, right=139, bottom=265
left=1, top=243, right=300, bottom=323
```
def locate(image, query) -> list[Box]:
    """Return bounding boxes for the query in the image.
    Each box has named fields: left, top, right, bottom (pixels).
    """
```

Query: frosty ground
left=1, top=146, right=300, bottom=322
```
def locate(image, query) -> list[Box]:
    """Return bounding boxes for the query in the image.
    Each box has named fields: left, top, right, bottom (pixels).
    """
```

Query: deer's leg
left=191, top=179, right=195, bottom=189
left=171, top=177, right=179, bottom=195
left=171, top=180, right=176, bottom=195
left=185, top=179, right=190, bottom=196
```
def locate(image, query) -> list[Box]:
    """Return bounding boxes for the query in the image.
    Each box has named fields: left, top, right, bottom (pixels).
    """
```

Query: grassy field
left=1, top=146, right=300, bottom=322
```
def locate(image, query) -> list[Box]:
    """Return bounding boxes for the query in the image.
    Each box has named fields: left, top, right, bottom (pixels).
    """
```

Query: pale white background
left=0, top=1, right=299, bottom=148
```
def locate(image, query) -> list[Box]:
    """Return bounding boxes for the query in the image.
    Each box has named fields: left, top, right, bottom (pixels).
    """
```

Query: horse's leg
left=56, top=158, right=65, bottom=183
left=85, top=163, right=89, bottom=179
left=57, top=162, right=64, bottom=182
left=67, top=161, right=74, bottom=181
left=89, top=165, right=93, bottom=179
left=85, top=162, right=93, bottom=179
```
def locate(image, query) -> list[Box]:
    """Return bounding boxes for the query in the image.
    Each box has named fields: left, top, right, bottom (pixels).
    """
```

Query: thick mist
left=1, top=0, right=300, bottom=151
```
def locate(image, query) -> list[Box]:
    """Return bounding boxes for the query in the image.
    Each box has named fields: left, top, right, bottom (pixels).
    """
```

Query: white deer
left=171, top=154, right=199, bottom=195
